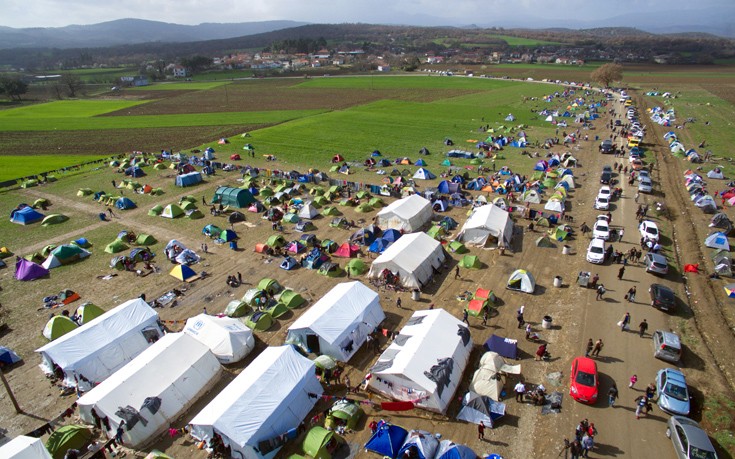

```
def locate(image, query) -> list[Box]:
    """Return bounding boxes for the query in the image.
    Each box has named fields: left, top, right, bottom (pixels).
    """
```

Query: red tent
left=333, top=243, right=359, bottom=258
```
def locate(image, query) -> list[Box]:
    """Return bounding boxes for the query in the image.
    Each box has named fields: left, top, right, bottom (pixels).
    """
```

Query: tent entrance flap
left=306, top=334, right=321, bottom=354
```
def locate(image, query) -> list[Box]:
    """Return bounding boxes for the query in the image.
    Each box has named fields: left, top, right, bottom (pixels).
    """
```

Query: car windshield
left=576, top=371, right=595, bottom=387
left=597, top=224, right=608, bottom=231
left=689, top=446, right=717, bottom=459
left=647, top=227, right=658, bottom=235
left=598, top=197, right=608, bottom=203
left=591, top=247, right=603, bottom=254
left=664, top=382, right=688, bottom=401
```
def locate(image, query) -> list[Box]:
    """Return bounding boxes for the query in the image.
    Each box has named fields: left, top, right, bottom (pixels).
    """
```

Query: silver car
left=667, top=416, right=718, bottom=459
left=656, top=368, right=690, bottom=416
left=638, top=177, right=653, bottom=193
left=645, top=252, right=669, bottom=275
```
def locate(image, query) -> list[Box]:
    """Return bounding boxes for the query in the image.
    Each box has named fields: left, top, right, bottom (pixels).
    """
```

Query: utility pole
left=0, top=368, right=22, bottom=414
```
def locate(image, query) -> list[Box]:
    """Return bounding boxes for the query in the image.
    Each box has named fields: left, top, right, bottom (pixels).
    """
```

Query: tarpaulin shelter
left=14, top=257, right=49, bottom=281
left=213, top=186, right=255, bottom=208
left=36, top=298, right=163, bottom=388
left=483, top=335, right=518, bottom=359
left=286, top=281, right=385, bottom=362
left=189, top=346, right=323, bottom=459
left=369, top=309, right=472, bottom=413
left=0, top=435, right=53, bottom=459
left=456, top=205, right=514, bottom=247
left=10, top=206, right=44, bottom=225
left=78, top=333, right=222, bottom=448
left=365, top=422, right=408, bottom=459
left=184, top=314, right=255, bottom=364
left=377, top=195, right=433, bottom=233
left=368, top=232, right=446, bottom=289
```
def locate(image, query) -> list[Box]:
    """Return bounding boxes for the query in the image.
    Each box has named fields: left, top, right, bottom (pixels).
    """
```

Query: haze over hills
left=0, top=19, right=309, bottom=49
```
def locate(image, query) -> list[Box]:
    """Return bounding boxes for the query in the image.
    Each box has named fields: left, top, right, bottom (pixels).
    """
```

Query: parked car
left=639, top=220, right=660, bottom=242
left=586, top=238, right=606, bottom=264
left=594, top=195, right=610, bottom=210
left=614, top=119, right=622, bottom=126
left=598, top=186, right=612, bottom=198
left=637, top=169, right=650, bottom=180
left=569, top=357, right=598, bottom=404
left=593, top=219, right=610, bottom=241
left=600, top=139, right=614, bottom=153
left=656, top=368, right=691, bottom=416
left=653, top=330, right=682, bottom=363
left=600, top=169, right=612, bottom=184
left=644, top=252, right=668, bottom=275
left=650, top=283, right=677, bottom=311
left=631, top=159, right=645, bottom=170
left=638, top=177, right=653, bottom=193
left=666, top=416, right=718, bottom=459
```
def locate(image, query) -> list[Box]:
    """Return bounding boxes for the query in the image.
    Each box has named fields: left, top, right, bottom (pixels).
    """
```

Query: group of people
left=564, top=418, right=598, bottom=458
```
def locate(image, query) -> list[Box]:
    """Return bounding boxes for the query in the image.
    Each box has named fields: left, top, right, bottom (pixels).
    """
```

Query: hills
left=0, top=18, right=309, bottom=49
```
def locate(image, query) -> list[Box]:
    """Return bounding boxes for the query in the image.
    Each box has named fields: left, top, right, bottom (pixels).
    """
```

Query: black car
left=614, top=119, right=622, bottom=126
left=600, top=166, right=612, bottom=184
left=599, top=139, right=614, bottom=154
left=649, top=283, right=677, bottom=312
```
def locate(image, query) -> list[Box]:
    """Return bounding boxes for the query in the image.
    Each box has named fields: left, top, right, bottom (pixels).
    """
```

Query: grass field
left=0, top=155, right=109, bottom=181
left=0, top=100, right=148, bottom=118
left=128, top=81, right=232, bottom=91
left=64, top=67, right=139, bottom=83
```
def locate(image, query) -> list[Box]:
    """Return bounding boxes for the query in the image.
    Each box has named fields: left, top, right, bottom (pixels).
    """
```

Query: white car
left=639, top=220, right=660, bottom=242
left=586, top=238, right=606, bottom=264
left=638, top=177, right=653, bottom=193
left=593, top=219, right=610, bottom=240
left=598, top=186, right=611, bottom=198
left=594, top=195, right=610, bottom=210
left=637, top=170, right=650, bottom=181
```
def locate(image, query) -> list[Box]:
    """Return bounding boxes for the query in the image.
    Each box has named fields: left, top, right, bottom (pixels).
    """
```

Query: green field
left=129, top=81, right=232, bottom=91
left=0, top=100, right=148, bottom=118
left=296, top=75, right=524, bottom=90
left=0, top=155, right=109, bottom=181
left=486, top=34, right=562, bottom=46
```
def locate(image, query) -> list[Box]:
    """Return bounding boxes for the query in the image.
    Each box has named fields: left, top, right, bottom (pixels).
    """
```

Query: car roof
left=657, top=330, right=681, bottom=345
left=573, top=356, right=597, bottom=372
left=647, top=252, right=666, bottom=262
left=589, top=238, right=606, bottom=248
left=672, top=416, right=716, bottom=451
left=661, top=367, right=686, bottom=383
left=652, top=283, right=674, bottom=294
left=642, top=220, right=658, bottom=228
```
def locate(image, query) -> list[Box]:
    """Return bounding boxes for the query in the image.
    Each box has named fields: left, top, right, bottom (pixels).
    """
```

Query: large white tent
left=368, top=309, right=472, bottom=413
left=455, top=205, right=514, bottom=247
left=377, top=194, right=433, bottom=233
left=189, top=346, right=323, bottom=459
left=36, top=298, right=163, bottom=388
left=286, top=281, right=385, bottom=362
left=368, top=232, right=446, bottom=289
left=184, top=314, right=255, bottom=364
left=0, top=435, right=53, bottom=459
left=78, top=333, right=221, bottom=448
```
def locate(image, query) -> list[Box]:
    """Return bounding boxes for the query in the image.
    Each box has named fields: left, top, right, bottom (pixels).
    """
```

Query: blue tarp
left=484, top=334, right=518, bottom=359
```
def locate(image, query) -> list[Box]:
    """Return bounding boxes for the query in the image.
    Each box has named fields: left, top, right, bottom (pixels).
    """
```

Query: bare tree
left=60, top=73, right=83, bottom=97
left=591, top=63, right=623, bottom=88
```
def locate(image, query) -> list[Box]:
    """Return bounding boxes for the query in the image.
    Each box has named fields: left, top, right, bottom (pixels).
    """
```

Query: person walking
left=608, top=382, right=619, bottom=407
left=115, top=420, right=125, bottom=445
left=618, top=265, right=625, bottom=280
left=516, top=308, right=525, bottom=328
left=638, top=319, right=649, bottom=337
left=635, top=396, right=648, bottom=419
left=634, top=191, right=640, bottom=203
left=482, top=308, right=489, bottom=327
left=596, top=284, right=606, bottom=301
left=629, top=374, right=638, bottom=388
left=396, top=297, right=402, bottom=309
left=591, top=339, right=604, bottom=357
left=581, top=433, right=594, bottom=458
left=620, top=312, right=631, bottom=331
left=619, top=228, right=625, bottom=242
left=462, top=309, right=470, bottom=326
left=237, top=272, right=242, bottom=285
left=585, top=338, right=594, bottom=357
left=454, top=265, right=460, bottom=279
left=107, top=207, right=115, bottom=218
left=514, top=380, right=526, bottom=402
left=570, top=440, right=583, bottom=459
left=627, top=286, right=637, bottom=303
left=478, top=421, right=485, bottom=441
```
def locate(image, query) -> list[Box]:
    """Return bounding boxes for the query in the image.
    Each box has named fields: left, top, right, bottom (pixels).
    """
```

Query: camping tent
left=43, top=316, right=78, bottom=341
left=161, top=204, right=184, bottom=219
left=456, top=392, right=506, bottom=428
left=115, top=197, right=137, bottom=210
left=42, top=245, right=90, bottom=269
left=377, top=195, right=433, bottom=233
left=213, top=186, right=255, bottom=208
left=299, top=202, right=320, bottom=220
left=455, top=205, right=514, bottom=247
left=14, top=257, right=49, bottom=281
left=506, top=269, right=535, bottom=293
left=434, top=441, right=477, bottom=459
left=35, top=298, right=163, bottom=388
left=397, top=430, right=439, bottom=459
left=170, top=264, right=198, bottom=282
left=10, top=206, right=44, bottom=225
left=286, top=281, right=385, bottom=362
left=184, top=314, right=255, bottom=364
left=469, top=351, right=521, bottom=400
left=175, top=171, right=202, bottom=187
left=483, top=335, right=518, bottom=359
left=0, top=435, right=53, bottom=459
left=105, top=239, right=128, bottom=254
left=334, top=243, right=359, bottom=258
left=369, top=309, right=472, bottom=413
left=78, top=333, right=222, bottom=448
left=365, top=422, right=408, bottom=458
left=45, top=426, right=91, bottom=459
left=189, top=346, right=323, bottom=459
left=413, top=168, right=436, bottom=180
left=368, top=232, right=446, bottom=289
left=705, top=232, right=730, bottom=251
left=459, top=255, right=481, bottom=269
left=75, top=302, right=104, bottom=325
left=0, top=346, right=22, bottom=366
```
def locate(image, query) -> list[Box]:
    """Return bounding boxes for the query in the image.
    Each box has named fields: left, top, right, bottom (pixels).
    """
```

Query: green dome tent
left=46, top=425, right=92, bottom=459
left=282, top=213, right=300, bottom=224
left=355, top=203, right=374, bottom=213
left=224, top=300, right=252, bottom=318
left=277, top=290, right=306, bottom=309
left=180, top=200, right=197, bottom=211
left=318, top=262, right=342, bottom=277
left=77, top=188, right=93, bottom=197
left=32, top=198, right=49, bottom=209
left=180, top=195, right=197, bottom=204
left=148, top=204, right=164, bottom=216
left=43, top=316, right=78, bottom=341
left=448, top=241, right=469, bottom=254
left=161, top=204, right=184, bottom=219
left=41, top=244, right=57, bottom=258
left=302, top=426, right=344, bottom=459
left=105, top=240, right=129, bottom=254
left=265, top=303, right=289, bottom=319
left=535, top=235, right=555, bottom=248
left=259, top=187, right=274, bottom=197
left=150, top=187, right=164, bottom=196
left=75, top=302, right=104, bottom=325
left=535, top=217, right=550, bottom=227
left=242, top=288, right=266, bottom=306
left=346, top=258, right=368, bottom=275
left=41, top=214, right=68, bottom=226
left=426, top=225, right=445, bottom=240
left=314, top=196, right=330, bottom=206
left=258, top=278, right=283, bottom=295
left=322, top=207, right=341, bottom=216
left=187, top=209, right=204, bottom=219
left=368, top=197, right=385, bottom=208
left=136, top=234, right=157, bottom=245
left=153, top=162, right=167, bottom=170
left=339, top=199, right=356, bottom=207
left=325, top=399, right=364, bottom=430
left=242, top=311, right=274, bottom=331
left=356, top=190, right=371, bottom=199
left=459, top=255, right=481, bottom=269
left=266, top=234, right=286, bottom=248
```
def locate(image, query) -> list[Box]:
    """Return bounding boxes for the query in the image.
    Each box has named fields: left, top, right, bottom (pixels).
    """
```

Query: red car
left=569, top=357, right=599, bottom=404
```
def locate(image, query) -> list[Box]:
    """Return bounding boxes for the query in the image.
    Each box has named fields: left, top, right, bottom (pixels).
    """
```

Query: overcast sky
left=0, top=0, right=732, bottom=28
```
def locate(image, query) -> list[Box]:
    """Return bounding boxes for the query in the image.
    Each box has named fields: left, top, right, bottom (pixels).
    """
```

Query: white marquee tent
left=0, top=436, right=53, bottom=459
left=368, top=232, right=446, bottom=289
left=184, top=314, right=255, bottom=364
left=286, top=281, right=385, bottom=362
left=36, top=298, right=163, bottom=388
left=368, top=309, right=472, bottom=413
left=78, top=333, right=221, bottom=448
left=189, top=346, right=323, bottom=459
left=455, top=205, right=514, bottom=247
left=377, top=194, right=433, bottom=233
